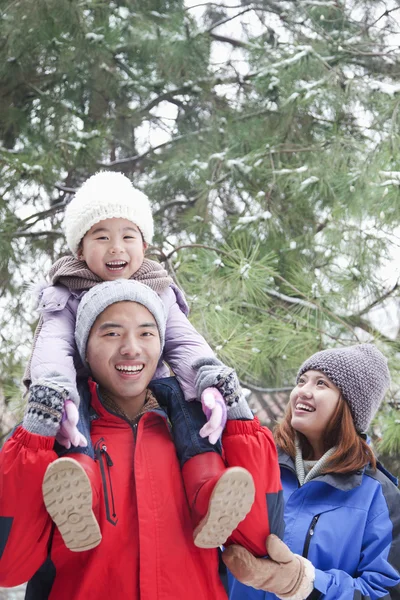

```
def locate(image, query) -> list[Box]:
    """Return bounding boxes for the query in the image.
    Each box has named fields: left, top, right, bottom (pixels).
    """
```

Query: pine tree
left=1, top=1, right=400, bottom=463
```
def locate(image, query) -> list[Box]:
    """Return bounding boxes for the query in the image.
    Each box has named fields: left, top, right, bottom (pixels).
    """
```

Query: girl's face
left=79, top=218, right=147, bottom=281
left=290, top=370, right=341, bottom=447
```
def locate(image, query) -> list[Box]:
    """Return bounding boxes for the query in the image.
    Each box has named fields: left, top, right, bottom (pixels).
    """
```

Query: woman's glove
left=199, top=387, right=227, bottom=444
left=55, top=400, right=88, bottom=449
left=192, top=357, right=243, bottom=408
left=223, top=534, right=315, bottom=600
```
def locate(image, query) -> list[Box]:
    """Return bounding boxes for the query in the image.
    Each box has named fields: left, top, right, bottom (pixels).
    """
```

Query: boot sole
left=42, top=458, right=102, bottom=552
left=193, top=467, right=255, bottom=548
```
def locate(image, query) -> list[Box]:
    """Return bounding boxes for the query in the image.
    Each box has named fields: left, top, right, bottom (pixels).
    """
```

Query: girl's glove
left=55, top=400, right=88, bottom=449
left=222, top=534, right=315, bottom=600
left=199, top=387, right=227, bottom=445
left=192, top=357, right=243, bottom=408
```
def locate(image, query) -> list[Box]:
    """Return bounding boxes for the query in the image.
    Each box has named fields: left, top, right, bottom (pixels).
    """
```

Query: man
left=0, top=280, right=283, bottom=599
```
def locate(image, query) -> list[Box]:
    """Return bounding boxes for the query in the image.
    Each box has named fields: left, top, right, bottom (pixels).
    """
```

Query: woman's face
left=290, top=370, right=341, bottom=446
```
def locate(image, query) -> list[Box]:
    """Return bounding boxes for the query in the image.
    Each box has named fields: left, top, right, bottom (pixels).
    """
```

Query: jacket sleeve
left=30, top=285, right=80, bottom=406
left=222, top=418, right=284, bottom=558
left=160, top=287, right=215, bottom=401
left=0, top=426, right=57, bottom=587
left=313, top=474, right=400, bottom=600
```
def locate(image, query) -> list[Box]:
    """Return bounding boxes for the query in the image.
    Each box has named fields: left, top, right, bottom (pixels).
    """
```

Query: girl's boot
left=182, top=452, right=255, bottom=548
left=42, top=454, right=102, bottom=552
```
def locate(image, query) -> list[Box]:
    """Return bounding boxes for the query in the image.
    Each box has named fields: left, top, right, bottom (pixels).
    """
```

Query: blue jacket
left=229, top=448, right=400, bottom=600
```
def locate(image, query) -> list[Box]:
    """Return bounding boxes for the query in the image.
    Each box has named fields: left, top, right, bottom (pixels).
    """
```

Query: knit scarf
left=295, top=435, right=337, bottom=486
left=23, top=256, right=173, bottom=389
left=49, top=255, right=173, bottom=294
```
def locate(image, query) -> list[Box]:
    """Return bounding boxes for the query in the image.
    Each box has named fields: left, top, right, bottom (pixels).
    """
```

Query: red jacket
left=0, top=380, right=282, bottom=599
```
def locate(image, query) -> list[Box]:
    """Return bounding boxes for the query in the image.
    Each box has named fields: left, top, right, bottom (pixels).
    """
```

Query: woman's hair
left=274, top=393, right=377, bottom=473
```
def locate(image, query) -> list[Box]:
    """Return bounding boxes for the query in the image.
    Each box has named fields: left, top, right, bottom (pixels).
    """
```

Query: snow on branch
left=299, top=176, right=319, bottom=190
left=265, top=288, right=318, bottom=310
left=370, top=81, right=400, bottom=96
left=273, top=165, right=308, bottom=175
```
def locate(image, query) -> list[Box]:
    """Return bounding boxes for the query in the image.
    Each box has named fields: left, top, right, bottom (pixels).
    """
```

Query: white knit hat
left=64, top=171, right=154, bottom=255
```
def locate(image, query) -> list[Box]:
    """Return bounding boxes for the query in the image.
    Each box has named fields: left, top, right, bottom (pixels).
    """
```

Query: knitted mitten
left=23, top=381, right=69, bottom=437
left=223, top=534, right=315, bottom=600
left=193, top=357, right=253, bottom=420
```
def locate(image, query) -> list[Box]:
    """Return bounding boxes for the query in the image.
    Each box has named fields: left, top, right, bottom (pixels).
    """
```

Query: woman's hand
left=223, top=534, right=315, bottom=600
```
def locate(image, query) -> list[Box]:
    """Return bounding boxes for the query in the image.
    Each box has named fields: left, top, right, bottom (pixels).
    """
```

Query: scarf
left=49, top=255, right=173, bottom=294
left=295, top=434, right=337, bottom=485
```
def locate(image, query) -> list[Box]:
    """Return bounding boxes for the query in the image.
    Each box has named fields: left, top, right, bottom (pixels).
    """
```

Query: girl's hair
left=274, top=393, right=376, bottom=473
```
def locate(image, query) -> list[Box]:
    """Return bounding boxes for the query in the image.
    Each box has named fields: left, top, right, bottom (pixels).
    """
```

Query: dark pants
left=59, top=377, right=222, bottom=466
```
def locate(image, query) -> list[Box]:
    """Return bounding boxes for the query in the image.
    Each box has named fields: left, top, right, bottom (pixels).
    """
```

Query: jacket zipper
left=302, top=514, right=320, bottom=558
left=94, top=438, right=118, bottom=526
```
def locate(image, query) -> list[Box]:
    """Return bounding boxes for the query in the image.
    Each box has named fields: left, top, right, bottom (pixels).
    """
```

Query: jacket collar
left=88, top=378, right=167, bottom=426
left=278, top=447, right=364, bottom=491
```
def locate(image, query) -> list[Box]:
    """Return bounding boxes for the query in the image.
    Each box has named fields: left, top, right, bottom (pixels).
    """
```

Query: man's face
left=86, top=301, right=161, bottom=406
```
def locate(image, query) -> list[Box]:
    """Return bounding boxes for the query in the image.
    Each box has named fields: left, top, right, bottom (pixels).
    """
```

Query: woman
left=224, top=344, right=400, bottom=600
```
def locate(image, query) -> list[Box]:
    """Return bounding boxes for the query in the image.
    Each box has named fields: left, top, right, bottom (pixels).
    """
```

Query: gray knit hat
left=296, top=344, right=390, bottom=433
left=75, top=279, right=166, bottom=364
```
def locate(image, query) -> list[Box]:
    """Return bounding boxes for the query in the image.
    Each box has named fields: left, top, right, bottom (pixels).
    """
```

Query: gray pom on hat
left=64, top=171, right=154, bottom=256
left=296, top=344, right=390, bottom=432
left=75, top=279, right=166, bottom=364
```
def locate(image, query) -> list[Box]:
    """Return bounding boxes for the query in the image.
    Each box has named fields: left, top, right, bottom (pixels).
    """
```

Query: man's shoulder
left=149, top=377, right=184, bottom=401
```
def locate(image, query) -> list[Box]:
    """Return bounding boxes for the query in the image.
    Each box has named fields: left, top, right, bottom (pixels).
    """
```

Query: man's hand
left=199, top=387, right=227, bottom=444
left=222, top=534, right=315, bottom=600
left=56, top=400, right=88, bottom=449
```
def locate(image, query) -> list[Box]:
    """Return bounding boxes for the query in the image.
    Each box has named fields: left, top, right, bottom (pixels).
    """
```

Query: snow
left=21, top=164, right=43, bottom=173
left=299, top=176, right=319, bottom=190
left=237, top=211, right=272, bottom=225
left=226, top=158, right=252, bottom=174
left=213, top=258, right=225, bottom=267
left=273, top=165, right=308, bottom=175
left=379, top=171, right=400, bottom=180
left=117, top=7, right=130, bottom=19
left=240, top=264, right=251, bottom=278
left=190, top=159, right=208, bottom=170
left=209, top=152, right=226, bottom=161
left=283, top=92, right=300, bottom=105
left=299, top=0, right=336, bottom=6
left=76, top=130, right=100, bottom=140
left=85, top=33, right=105, bottom=42
left=370, top=81, right=400, bottom=96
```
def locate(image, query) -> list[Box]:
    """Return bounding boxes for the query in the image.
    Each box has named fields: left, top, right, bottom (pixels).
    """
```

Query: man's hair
left=274, top=395, right=376, bottom=473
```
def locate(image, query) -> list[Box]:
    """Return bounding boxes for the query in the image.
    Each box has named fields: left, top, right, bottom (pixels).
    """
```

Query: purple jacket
left=30, top=283, right=215, bottom=405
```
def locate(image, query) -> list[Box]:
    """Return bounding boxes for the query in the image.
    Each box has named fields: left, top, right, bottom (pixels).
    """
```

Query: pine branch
left=352, top=281, right=400, bottom=319
left=204, top=7, right=254, bottom=33
left=209, top=33, right=249, bottom=48
left=2, top=230, right=63, bottom=239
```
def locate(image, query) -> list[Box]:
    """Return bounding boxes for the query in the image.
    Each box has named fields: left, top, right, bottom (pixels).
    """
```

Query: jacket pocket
left=38, top=286, right=70, bottom=314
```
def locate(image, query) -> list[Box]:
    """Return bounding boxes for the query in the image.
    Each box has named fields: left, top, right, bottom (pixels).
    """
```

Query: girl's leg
left=42, top=378, right=102, bottom=551
left=149, top=377, right=255, bottom=549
